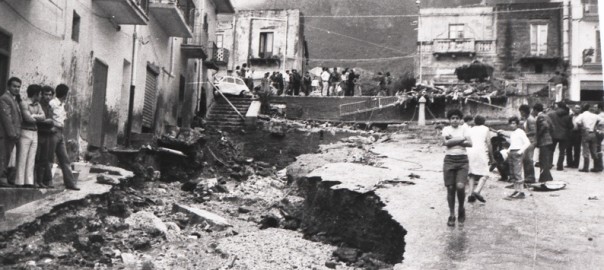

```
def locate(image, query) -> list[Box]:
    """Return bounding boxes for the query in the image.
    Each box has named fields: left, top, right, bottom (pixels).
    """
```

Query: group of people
left=318, top=67, right=359, bottom=97
left=0, top=77, right=79, bottom=190
left=441, top=101, right=604, bottom=227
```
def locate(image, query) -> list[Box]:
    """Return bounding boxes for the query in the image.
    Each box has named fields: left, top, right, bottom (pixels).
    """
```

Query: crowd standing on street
left=0, top=77, right=80, bottom=191
left=443, top=101, right=604, bottom=227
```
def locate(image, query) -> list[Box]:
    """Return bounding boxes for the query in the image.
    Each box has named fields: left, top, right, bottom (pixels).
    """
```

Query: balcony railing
left=584, top=4, right=599, bottom=18
left=181, top=32, right=208, bottom=59
left=213, top=47, right=229, bottom=65
left=433, top=38, right=476, bottom=55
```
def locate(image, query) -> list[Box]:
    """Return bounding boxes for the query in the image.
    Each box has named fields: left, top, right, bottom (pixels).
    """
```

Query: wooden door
left=89, top=59, right=108, bottom=147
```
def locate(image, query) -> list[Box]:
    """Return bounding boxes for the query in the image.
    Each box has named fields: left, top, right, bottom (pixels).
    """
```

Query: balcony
left=93, top=0, right=149, bottom=25
left=149, top=0, right=193, bottom=38
left=433, top=38, right=476, bottom=56
left=181, top=32, right=208, bottom=59
left=584, top=4, right=599, bottom=21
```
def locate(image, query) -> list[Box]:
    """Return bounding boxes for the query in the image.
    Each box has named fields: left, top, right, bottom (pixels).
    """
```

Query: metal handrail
left=207, top=81, right=245, bottom=120
left=339, top=96, right=402, bottom=116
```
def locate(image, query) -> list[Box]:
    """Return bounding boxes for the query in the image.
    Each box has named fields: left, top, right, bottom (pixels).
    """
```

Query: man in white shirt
left=48, top=84, right=79, bottom=190
left=320, top=67, right=331, bottom=96
left=574, top=104, right=601, bottom=172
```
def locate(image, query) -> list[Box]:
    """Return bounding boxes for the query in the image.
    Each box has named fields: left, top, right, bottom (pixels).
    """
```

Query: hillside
left=231, top=0, right=419, bottom=76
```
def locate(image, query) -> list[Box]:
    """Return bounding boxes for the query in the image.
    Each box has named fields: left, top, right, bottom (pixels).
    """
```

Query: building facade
left=568, top=0, right=602, bottom=101
left=417, top=7, right=497, bottom=86
left=495, top=2, right=564, bottom=95
left=215, top=9, right=305, bottom=83
left=0, top=0, right=233, bottom=158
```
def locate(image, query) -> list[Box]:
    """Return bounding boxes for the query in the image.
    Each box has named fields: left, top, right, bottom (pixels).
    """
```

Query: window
left=449, top=24, right=464, bottom=39
left=530, top=23, right=548, bottom=56
left=259, top=32, right=274, bottom=58
left=235, top=78, right=245, bottom=85
left=203, top=15, right=208, bottom=33
left=583, top=30, right=602, bottom=64
left=216, top=34, right=223, bottom=48
left=534, top=63, right=543, bottom=74
left=71, top=11, right=80, bottom=42
left=583, top=0, right=598, bottom=16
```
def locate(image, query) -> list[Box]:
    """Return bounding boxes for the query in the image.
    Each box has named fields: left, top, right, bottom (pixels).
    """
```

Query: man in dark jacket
left=566, top=104, right=582, bottom=168
left=0, top=77, right=23, bottom=187
left=547, top=102, right=573, bottom=170
left=534, top=103, right=554, bottom=182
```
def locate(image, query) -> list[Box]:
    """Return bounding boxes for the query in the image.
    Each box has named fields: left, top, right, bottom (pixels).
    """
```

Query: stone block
left=172, top=203, right=231, bottom=230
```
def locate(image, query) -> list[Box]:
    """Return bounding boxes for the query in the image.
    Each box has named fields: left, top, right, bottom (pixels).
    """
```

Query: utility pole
left=416, top=1, right=422, bottom=84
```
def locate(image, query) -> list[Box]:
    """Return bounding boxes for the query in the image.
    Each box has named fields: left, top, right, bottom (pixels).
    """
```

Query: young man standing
left=574, top=104, right=602, bottom=172
left=48, top=84, right=79, bottom=190
left=534, top=103, right=554, bottom=182
left=36, top=86, right=56, bottom=187
left=442, top=109, right=472, bottom=227
left=15, top=85, right=46, bottom=187
left=320, top=67, right=330, bottom=96
left=547, top=102, right=572, bottom=171
left=0, top=77, right=23, bottom=187
left=518, top=105, right=536, bottom=183
left=566, top=104, right=583, bottom=168
left=504, top=117, right=531, bottom=199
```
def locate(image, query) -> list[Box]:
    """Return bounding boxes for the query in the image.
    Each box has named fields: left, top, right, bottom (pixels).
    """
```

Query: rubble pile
left=0, top=119, right=404, bottom=269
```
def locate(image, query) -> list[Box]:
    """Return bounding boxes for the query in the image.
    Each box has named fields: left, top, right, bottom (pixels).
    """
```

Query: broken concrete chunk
left=90, top=164, right=135, bottom=180
left=121, top=253, right=139, bottom=268
left=97, top=173, right=120, bottom=185
left=172, top=203, right=231, bottom=230
left=125, top=211, right=168, bottom=236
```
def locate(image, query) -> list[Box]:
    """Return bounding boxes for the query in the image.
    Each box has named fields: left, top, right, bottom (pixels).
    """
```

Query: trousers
left=15, top=130, right=38, bottom=186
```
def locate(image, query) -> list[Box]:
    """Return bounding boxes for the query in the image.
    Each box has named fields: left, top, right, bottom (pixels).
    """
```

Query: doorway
left=89, top=59, right=108, bottom=147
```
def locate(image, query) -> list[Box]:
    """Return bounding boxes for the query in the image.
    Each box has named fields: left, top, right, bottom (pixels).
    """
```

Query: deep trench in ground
left=0, top=126, right=406, bottom=268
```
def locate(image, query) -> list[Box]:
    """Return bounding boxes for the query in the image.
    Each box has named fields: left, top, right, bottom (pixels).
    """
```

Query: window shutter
left=143, top=68, right=158, bottom=129
left=530, top=24, right=538, bottom=55
left=538, top=24, right=548, bottom=55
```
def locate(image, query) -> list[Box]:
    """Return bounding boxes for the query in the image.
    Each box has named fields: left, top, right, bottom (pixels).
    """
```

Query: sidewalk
left=0, top=164, right=131, bottom=233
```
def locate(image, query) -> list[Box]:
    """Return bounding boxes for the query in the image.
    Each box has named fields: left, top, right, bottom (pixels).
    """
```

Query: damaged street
left=1, top=121, right=603, bottom=269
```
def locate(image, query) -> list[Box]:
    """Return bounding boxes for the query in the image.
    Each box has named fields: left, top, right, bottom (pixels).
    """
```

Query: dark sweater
left=547, top=109, right=572, bottom=140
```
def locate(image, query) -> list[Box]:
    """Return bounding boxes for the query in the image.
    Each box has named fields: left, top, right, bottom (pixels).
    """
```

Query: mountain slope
left=231, top=0, right=419, bottom=75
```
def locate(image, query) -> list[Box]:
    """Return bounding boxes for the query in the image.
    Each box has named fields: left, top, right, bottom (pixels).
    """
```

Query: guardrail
left=339, top=96, right=403, bottom=117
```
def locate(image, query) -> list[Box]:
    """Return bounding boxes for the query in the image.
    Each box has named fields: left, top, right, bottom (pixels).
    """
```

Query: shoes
left=590, top=168, right=602, bottom=172
left=505, top=191, right=525, bottom=200
left=468, top=194, right=476, bottom=203
left=579, top=169, right=590, bottom=172
left=556, top=166, right=563, bottom=171
left=447, top=216, right=456, bottom=227
left=23, top=184, right=36, bottom=188
left=66, top=186, right=80, bottom=191
left=458, top=208, right=466, bottom=224
left=473, top=193, right=486, bottom=203
left=534, top=162, right=540, bottom=167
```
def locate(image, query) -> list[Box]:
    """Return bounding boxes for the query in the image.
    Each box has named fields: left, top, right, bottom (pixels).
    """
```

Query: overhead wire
left=305, top=24, right=409, bottom=55
left=300, top=6, right=564, bottom=18
left=1, top=0, right=62, bottom=39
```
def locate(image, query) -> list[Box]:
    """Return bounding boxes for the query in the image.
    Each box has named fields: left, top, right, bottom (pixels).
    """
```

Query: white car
left=214, top=76, right=252, bottom=96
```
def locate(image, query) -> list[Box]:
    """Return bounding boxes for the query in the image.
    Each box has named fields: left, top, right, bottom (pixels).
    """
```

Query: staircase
left=205, top=96, right=253, bottom=129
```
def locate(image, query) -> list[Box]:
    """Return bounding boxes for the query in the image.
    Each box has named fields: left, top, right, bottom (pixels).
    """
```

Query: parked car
left=214, top=76, right=252, bottom=96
